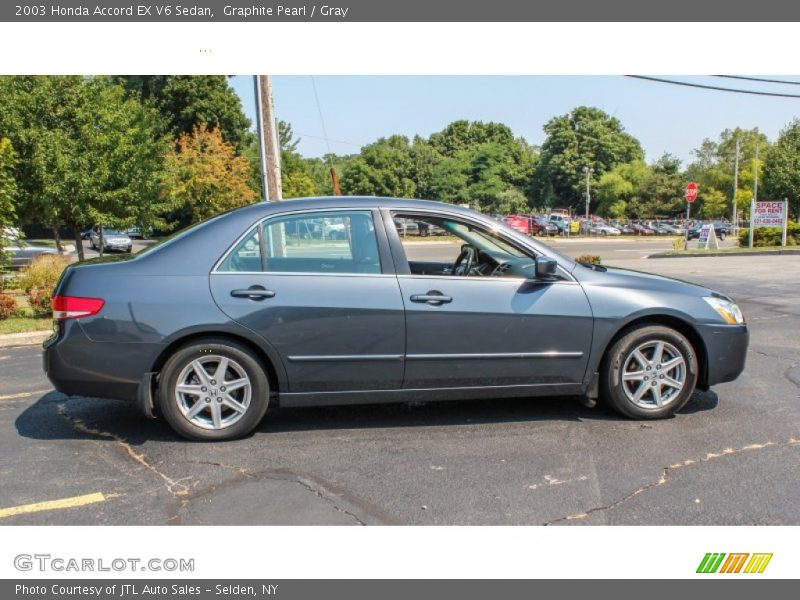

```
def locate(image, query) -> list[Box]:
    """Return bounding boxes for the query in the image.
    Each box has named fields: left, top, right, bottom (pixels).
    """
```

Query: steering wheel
left=453, top=244, right=476, bottom=276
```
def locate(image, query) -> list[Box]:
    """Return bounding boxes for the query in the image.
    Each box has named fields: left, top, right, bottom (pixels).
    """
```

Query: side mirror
left=534, top=256, right=558, bottom=279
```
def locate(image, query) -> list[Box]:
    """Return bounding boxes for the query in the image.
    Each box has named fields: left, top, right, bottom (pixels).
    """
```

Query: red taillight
left=51, top=295, right=105, bottom=321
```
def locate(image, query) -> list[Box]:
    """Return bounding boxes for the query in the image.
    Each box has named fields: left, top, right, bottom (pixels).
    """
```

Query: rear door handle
left=410, top=292, right=452, bottom=305
left=230, top=286, right=275, bottom=300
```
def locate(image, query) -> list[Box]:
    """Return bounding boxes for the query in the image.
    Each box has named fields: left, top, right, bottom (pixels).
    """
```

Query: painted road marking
left=0, top=492, right=106, bottom=519
left=0, top=389, right=53, bottom=401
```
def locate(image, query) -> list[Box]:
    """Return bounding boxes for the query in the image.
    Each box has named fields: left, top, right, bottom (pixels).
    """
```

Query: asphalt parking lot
left=0, top=244, right=798, bottom=525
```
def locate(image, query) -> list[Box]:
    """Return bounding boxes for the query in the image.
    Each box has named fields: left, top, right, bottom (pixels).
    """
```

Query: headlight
left=703, top=296, right=745, bottom=325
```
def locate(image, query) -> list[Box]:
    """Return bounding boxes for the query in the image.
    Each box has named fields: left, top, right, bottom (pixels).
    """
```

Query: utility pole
left=731, top=138, right=740, bottom=235
left=255, top=75, right=282, bottom=201
left=749, top=143, right=759, bottom=249
left=582, top=166, right=593, bottom=221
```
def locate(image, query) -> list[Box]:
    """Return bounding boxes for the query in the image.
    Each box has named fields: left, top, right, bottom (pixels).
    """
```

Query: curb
left=0, top=330, right=52, bottom=348
left=648, top=249, right=800, bottom=259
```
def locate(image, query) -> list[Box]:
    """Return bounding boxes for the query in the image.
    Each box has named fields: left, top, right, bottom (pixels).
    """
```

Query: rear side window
left=218, top=210, right=382, bottom=275
left=217, top=227, right=262, bottom=272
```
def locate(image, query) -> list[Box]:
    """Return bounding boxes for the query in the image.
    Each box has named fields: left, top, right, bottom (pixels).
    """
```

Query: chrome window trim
left=211, top=270, right=396, bottom=279
left=396, top=274, right=580, bottom=285
left=212, top=207, right=382, bottom=274
left=388, top=207, right=577, bottom=283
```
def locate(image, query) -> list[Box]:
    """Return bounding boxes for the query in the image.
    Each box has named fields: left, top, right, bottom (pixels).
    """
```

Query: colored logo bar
left=697, top=553, right=773, bottom=574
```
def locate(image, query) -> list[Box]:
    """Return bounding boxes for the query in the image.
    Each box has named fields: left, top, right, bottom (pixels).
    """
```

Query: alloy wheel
left=621, top=340, right=686, bottom=409
left=174, top=354, right=252, bottom=429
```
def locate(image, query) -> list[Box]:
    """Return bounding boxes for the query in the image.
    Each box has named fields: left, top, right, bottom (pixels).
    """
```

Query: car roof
left=253, top=196, right=476, bottom=216
left=125, top=196, right=576, bottom=276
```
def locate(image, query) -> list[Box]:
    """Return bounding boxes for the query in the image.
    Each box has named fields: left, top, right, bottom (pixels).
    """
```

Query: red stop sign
left=685, top=182, right=698, bottom=203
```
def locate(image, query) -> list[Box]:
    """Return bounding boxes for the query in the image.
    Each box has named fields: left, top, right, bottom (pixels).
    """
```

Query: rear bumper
left=696, top=323, right=749, bottom=387
left=43, top=321, right=160, bottom=402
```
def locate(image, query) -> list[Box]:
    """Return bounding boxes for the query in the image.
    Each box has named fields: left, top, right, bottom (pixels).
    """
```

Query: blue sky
left=230, top=76, right=800, bottom=166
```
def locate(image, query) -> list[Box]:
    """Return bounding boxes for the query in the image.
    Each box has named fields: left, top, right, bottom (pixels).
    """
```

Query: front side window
left=218, top=210, right=382, bottom=274
left=393, top=213, right=541, bottom=279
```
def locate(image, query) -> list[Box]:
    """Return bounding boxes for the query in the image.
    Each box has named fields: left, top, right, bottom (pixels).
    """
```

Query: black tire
left=158, top=338, right=270, bottom=441
left=90, top=239, right=96, bottom=250
left=600, top=324, right=698, bottom=419
left=719, top=232, right=726, bottom=241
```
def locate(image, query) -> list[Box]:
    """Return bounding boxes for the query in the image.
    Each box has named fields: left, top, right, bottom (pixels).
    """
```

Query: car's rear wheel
left=159, top=338, right=269, bottom=441
left=601, top=325, right=698, bottom=419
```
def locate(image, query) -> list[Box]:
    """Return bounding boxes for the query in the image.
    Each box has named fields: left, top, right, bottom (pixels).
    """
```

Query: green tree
left=340, top=136, right=416, bottom=197
left=115, top=75, right=251, bottom=152
left=0, top=76, right=168, bottom=259
left=687, top=127, right=768, bottom=221
left=278, top=120, right=318, bottom=199
left=0, top=137, right=16, bottom=230
left=763, top=119, right=800, bottom=220
left=534, top=106, right=644, bottom=210
left=488, top=187, right=529, bottom=215
left=698, top=187, right=727, bottom=219
left=161, top=124, right=256, bottom=224
left=594, top=160, right=649, bottom=217
left=429, top=120, right=517, bottom=157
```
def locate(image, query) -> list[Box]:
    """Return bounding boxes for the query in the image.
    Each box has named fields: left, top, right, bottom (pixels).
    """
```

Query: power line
left=310, top=76, right=334, bottom=157
left=714, top=75, right=800, bottom=86
left=625, top=75, right=800, bottom=99
left=295, top=132, right=363, bottom=148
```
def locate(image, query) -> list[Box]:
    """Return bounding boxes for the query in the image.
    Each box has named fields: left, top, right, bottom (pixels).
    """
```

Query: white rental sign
left=752, top=201, right=787, bottom=228
left=749, top=199, right=789, bottom=247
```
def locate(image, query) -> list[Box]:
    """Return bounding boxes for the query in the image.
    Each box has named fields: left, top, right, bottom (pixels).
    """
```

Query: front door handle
left=410, top=291, right=452, bottom=306
left=230, top=286, right=275, bottom=300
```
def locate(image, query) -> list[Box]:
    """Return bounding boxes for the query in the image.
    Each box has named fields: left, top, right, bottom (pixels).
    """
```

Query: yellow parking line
left=0, top=492, right=106, bottom=519
left=0, top=389, right=53, bottom=401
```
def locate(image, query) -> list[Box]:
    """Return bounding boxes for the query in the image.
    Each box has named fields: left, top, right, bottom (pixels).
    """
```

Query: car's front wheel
left=158, top=338, right=269, bottom=441
left=601, top=325, right=698, bottom=419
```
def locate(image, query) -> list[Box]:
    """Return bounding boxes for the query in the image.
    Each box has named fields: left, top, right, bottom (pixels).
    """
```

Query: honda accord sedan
left=44, top=197, right=748, bottom=440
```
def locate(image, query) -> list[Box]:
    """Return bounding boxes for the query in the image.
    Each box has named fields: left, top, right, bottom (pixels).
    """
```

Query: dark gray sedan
left=44, top=197, right=748, bottom=440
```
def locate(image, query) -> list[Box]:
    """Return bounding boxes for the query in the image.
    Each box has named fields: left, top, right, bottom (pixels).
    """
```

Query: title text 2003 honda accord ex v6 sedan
left=44, top=197, right=748, bottom=440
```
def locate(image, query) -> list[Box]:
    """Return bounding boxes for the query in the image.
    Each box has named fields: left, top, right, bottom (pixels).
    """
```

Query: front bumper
left=696, top=323, right=749, bottom=387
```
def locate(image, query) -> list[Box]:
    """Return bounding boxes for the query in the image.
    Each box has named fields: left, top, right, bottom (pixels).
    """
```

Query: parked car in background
left=657, top=223, right=686, bottom=235
left=687, top=222, right=729, bottom=241
left=125, top=226, right=153, bottom=240
left=630, top=223, right=655, bottom=235
left=394, top=217, right=420, bottom=236
left=88, top=226, right=133, bottom=253
left=590, top=223, right=621, bottom=236
left=530, top=217, right=558, bottom=236
left=1, top=229, right=61, bottom=269
left=712, top=221, right=731, bottom=240
left=43, top=196, right=749, bottom=441
left=418, top=220, right=445, bottom=236
left=610, top=221, right=635, bottom=234
left=548, top=214, right=571, bottom=234
left=504, top=215, right=530, bottom=235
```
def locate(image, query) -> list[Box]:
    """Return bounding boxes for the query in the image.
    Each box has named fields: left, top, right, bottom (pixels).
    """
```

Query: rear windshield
left=134, top=214, right=227, bottom=258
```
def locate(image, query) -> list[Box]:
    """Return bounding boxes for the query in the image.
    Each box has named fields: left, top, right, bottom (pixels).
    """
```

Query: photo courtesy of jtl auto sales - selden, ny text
left=0, top=0, right=799, bottom=595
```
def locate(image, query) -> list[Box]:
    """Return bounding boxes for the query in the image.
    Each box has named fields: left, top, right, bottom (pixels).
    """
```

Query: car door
left=210, top=208, right=406, bottom=394
left=386, top=210, right=594, bottom=390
